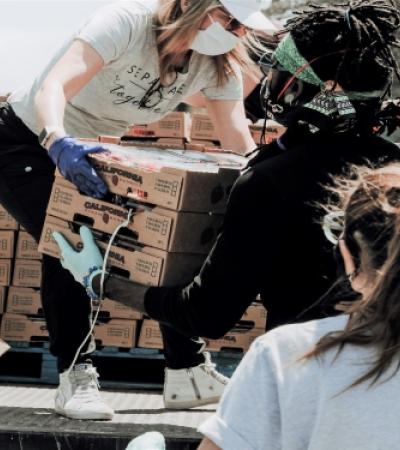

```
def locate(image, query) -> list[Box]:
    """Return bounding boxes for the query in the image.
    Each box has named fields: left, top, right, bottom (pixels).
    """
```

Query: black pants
left=0, top=103, right=203, bottom=371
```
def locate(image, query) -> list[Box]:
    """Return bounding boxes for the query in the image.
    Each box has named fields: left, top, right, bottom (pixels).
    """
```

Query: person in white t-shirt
left=198, top=161, right=400, bottom=450
left=0, top=0, right=274, bottom=420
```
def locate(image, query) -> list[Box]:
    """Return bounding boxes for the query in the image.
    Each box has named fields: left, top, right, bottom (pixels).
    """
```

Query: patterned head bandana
left=273, top=33, right=384, bottom=101
left=271, top=33, right=357, bottom=132
left=274, top=34, right=323, bottom=87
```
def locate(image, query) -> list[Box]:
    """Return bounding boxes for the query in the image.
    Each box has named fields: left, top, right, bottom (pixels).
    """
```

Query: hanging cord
left=260, top=97, right=269, bottom=146
left=66, top=208, right=135, bottom=374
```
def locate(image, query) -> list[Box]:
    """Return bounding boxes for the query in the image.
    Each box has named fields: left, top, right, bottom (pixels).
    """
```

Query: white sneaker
left=54, top=363, right=114, bottom=420
left=125, top=432, right=165, bottom=450
left=163, top=352, right=229, bottom=409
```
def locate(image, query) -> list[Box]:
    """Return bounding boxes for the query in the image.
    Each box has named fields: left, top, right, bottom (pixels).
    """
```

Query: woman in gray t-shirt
left=0, top=0, right=273, bottom=421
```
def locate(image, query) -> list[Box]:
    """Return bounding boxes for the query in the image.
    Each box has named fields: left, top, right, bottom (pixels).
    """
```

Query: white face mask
left=190, top=20, right=240, bottom=56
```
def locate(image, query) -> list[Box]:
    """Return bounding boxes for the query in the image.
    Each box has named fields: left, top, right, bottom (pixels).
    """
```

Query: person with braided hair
left=55, top=0, right=400, bottom=420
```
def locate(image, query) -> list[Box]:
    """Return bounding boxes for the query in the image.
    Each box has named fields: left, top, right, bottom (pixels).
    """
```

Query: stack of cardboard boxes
left=36, top=142, right=267, bottom=352
left=0, top=205, right=18, bottom=338
left=139, top=301, right=267, bottom=353
left=0, top=205, right=45, bottom=343
left=188, top=113, right=222, bottom=150
left=0, top=205, right=17, bottom=307
left=117, top=111, right=285, bottom=151
left=0, top=110, right=273, bottom=354
left=122, top=111, right=192, bottom=149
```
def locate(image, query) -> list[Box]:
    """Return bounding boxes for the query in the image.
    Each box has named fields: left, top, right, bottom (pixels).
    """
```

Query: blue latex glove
left=49, top=136, right=108, bottom=198
left=125, top=432, right=166, bottom=450
left=52, top=226, right=104, bottom=299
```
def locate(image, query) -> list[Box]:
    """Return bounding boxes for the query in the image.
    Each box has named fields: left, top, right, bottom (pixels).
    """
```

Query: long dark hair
left=306, top=163, right=400, bottom=388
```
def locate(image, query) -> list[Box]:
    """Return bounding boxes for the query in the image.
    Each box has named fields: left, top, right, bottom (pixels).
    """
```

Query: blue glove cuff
left=83, top=266, right=104, bottom=300
left=48, top=136, right=72, bottom=167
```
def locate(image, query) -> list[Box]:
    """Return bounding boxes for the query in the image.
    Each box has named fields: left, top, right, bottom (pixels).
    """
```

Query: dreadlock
left=282, top=0, right=400, bottom=94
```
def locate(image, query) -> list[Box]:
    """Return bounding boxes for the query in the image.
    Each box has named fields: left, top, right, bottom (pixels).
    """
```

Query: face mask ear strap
left=277, top=56, right=321, bottom=101
left=276, top=49, right=352, bottom=101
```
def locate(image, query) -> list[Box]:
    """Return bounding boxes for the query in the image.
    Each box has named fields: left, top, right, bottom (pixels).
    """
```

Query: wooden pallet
left=0, top=342, right=242, bottom=389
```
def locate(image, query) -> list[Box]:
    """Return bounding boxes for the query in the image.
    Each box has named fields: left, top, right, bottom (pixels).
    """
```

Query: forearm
left=205, top=99, right=256, bottom=155
left=35, top=81, right=67, bottom=132
left=91, top=262, right=252, bottom=340
left=34, top=40, right=105, bottom=148
left=219, top=128, right=256, bottom=155
left=35, top=83, right=68, bottom=153
left=93, top=273, right=149, bottom=313
left=145, top=237, right=261, bottom=340
left=93, top=272, right=197, bottom=335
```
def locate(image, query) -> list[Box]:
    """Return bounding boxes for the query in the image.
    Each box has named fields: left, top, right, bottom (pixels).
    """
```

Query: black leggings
left=0, top=103, right=203, bottom=371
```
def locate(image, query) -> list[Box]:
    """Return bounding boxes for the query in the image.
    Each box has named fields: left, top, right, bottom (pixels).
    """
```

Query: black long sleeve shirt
left=144, top=130, right=399, bottom=339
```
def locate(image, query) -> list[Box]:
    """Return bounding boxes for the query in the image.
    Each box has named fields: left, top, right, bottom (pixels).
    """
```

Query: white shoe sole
left=55, top=405, right=114, bottom=420
left=164, top=395, right=221, bottom=409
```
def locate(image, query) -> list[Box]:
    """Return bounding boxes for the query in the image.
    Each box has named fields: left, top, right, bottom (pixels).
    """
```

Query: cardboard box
left=137, top=319, right=265, bottom=352
left=205, top=327, right=265, bottom=352
left=0, top=205, right=18, bottom=230
left=0, top=286, right=6, bottom=313
left=191, top=113, right=219, bottom=141
left=156, top=137, right=187, bottom=146
left=86, top=143, right=246, bottom=213
left=0, top=231, right=15, bottom=258
left=250, top=120, right=286, bottom=145
left=0, top=338, right=10, bottom=358
left=7, top=287, right=42, bottom=315
left=0, top=313, right=48, bottom=342
left=47, top=179, right=223, bottom=253
left=99, top=298, right=143, bottom=320
left=120, top=139, right=187, bottom=150
left=16, top=231, right=41, bottom=260
left=12, top=259, right=42, bottom=288
left=137, top=319, right=163, bottom=349
left=190, top=139, right=221, bottom=148
left=0, top=259, right=12, bottom=287
left=39, top=216, right=205, bottom=286
left=94, top=318, right=137, bottom=348
left=98, top=135, right=121, bottom=145
left=122, top=137, right=187, bottom=148
left=184, top=142, right=208, bottom=152
left=239, top=303, right=267, bottom=330
left=125, top=112, right=191, bottom=140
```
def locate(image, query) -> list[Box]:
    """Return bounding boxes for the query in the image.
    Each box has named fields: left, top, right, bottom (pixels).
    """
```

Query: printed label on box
left=137, top=319, right=163, bottom=349
left=0, top=231, right=15, bottom=259
left=7, top=287, right=42, bottom=315
left=0, top=259, right=12, bottom=287
left=0, top=313, right=48, bottom=342
left=16, top=231, right=41, bottom=259
left=94, top=319, right=137, bottom=348
left=12, top=259, right=42, bottom=288
left=0, top=205, right=18, bottom=230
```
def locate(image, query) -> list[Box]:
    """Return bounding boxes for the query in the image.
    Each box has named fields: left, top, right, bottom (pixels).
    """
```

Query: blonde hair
left=306, top=163, right=400, bottom=388
left=154, top=0, right=265, bottom=85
